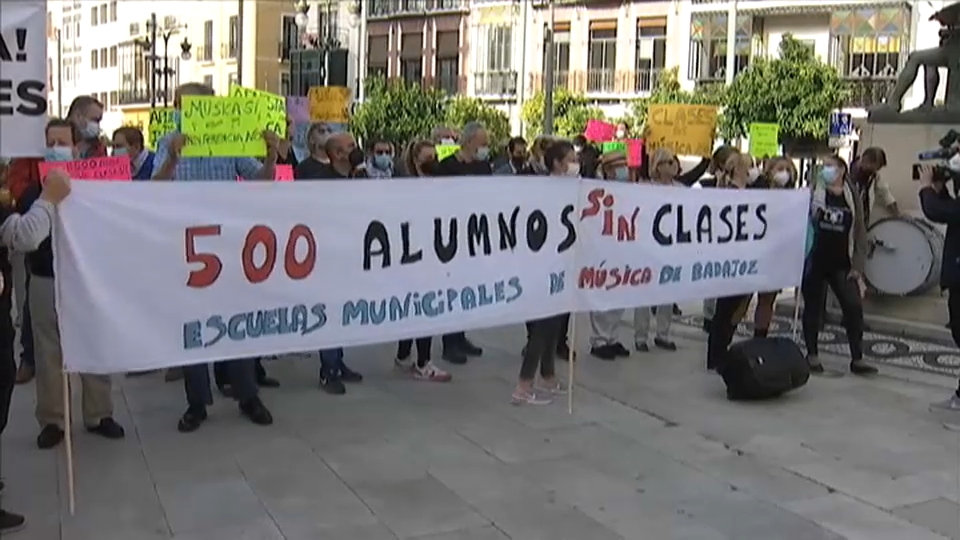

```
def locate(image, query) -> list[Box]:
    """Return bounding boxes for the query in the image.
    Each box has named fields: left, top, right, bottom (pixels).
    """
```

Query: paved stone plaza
left=4, top=311, right=960, bottom=540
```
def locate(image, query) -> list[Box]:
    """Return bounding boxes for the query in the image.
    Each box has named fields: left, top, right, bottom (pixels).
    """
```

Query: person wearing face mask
left=725, top=157, right=798, bottom=340
left=803, top=155, right=875, bottom=376
left=366, top=139, right=395, bottom=179
left=513, top=140, right=577, bottom=405
left=434, top=121, right=492, bottom=364
left=65, top=95, right=107, bottom=159
left=588, top=152, right=634, bottom=361
left=706, top=152, right=765, bottom=372
left=390, top=140, right=453, bottom=382
left=0, top=131, right=74, bottom=536
left=111, top=126, right=155, bottom=180
left=918, top=146, right=960, bottom=413
left=495, top=137, right=530, bottom=175
left=527, top=136, right=554, bottom=176
left=850, top=147, right=898, bottom=224
left=293, top=122, right=332, bottom=179
left=431, top=126, right=458, bottom=146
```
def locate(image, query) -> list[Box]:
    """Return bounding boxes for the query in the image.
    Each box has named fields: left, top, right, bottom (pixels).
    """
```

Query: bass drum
left=864, top=216, right=944, bottom=296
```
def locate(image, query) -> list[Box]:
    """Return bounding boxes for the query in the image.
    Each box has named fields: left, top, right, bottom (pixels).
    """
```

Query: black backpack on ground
left=719, top=337, right=810, bottom=401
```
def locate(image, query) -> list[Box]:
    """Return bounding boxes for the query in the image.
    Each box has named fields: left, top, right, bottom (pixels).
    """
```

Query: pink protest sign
left=38, top=156, right=132, bottom=181
left=286, top=96, right=310, bottom=122
left=584, top=119, right=617, bottom=143
left=625, top=139, right=644, bottom=168
left=236, top=164, right=294, bottom=182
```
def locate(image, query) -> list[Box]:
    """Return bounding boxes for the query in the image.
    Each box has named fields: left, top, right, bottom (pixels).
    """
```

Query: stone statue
left=869, top=1, right=960, bottom=123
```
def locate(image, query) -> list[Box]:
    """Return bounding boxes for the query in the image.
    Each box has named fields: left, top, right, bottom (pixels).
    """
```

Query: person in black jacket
left=919, top=156, right=960, bottom=413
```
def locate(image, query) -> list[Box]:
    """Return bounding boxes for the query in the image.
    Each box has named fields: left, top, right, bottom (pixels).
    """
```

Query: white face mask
left=949, top=153, right=960, bottom=172
left=748, top=167, right=761, bottom=182
left=772, top=170, right=791, bottom=186
left=615, top=130, right=625, bottom=139
left=565, top=162, right=580, bottom=177
left=440, top=137, right=455, bottom=145
left=82, top=120, right=100, bottom=138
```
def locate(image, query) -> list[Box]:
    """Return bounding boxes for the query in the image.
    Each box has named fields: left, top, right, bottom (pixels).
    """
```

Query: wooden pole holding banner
left=567, top=315, right=576, bottom=414
left=62, top=370, right=76, bottom=515
left=791, top=290, right=802, bottom=341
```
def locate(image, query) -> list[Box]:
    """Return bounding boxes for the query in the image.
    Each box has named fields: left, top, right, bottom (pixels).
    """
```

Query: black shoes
left=339, top=365, right=363, bottom=383
left=445, top=337, right=483, bottom=364
left=460, top=338, right=483, bottom=356
left=653, top=338, right=677, bottom=351
left=442, top=349, right=468, bottom=365
left=239, top=398, right=273, bottom=426
left=0, top=509, right=26, bottom=535
left=177, top=407, right=208, bottom=433
left=320, top=372, right=346, bottom=395
left=87, top=417, right=125, bottom=439
left=850, top=360, right=878, bottom=376
left=257, top=376, right=281, bottom=388
left=36, top=424, right=64, bottom=449
left=590, top=342, right=630, bottom=361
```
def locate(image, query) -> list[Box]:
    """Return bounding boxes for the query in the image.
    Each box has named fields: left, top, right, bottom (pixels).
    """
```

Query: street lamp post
left=293, top=0, right=342, bottom=95
left=140, top=13, right=192, bottom=108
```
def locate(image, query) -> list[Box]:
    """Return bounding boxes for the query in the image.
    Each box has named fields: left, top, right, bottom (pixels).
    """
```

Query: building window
left=99, top=3, right=107, bottom=25
left=203, top=74, right=214, bottom=88
left=228, top=16, right=239, bottom=58
left=543, top=24, right=570, bottom=90
left=129, top=22, right=139, bottom=36
left=829, top=7, right=908, bottom=108
left=587, top=22, right=617, bottom=93
left=280, top=15, right=297, bottom=61
left=400, top=34, right=423, bottom=85
left=109, top=90, right=117, bottom=105
left=109, top=0, right=117, bottom=22
left=109, top=46, right=117, bottom=67
left=436, top=31, right=460, bottom=94
left=476, top=25, right=515, bottom=95
left=202, top=20, right=213, bottom=61
left=90, top=6, right=98, bottom=26
left=688, top=14, right=752, bottom=83
left=100, top=47, right=107, bottom=67
left=91, top=50, right=98, bottom=69
left=280, top=72, right=291, bottom=95
left=318, top=1, right=339, bottom=42
left=368, top=35, right=388, bottom=78
left=636, top=17, right=667, bottom=93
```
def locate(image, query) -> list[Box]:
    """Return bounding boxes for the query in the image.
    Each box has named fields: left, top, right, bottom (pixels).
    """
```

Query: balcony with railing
left=368, top=0, right=468, bottom=18
left=843, top=77, right=895, bottom=109
left=116, top=86, right=175, bottom=107
left=528, top=70, right=660, bottom=96
left=425, top=75, right=468, bottom=95
left=474, top=71, right=518, bottom=97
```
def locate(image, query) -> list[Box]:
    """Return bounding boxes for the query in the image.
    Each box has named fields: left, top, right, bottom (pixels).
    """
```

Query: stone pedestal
left=858, top=122, right=960, bottom=220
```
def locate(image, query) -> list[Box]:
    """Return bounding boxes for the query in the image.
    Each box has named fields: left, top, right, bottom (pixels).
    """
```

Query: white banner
left=0, top=0, right=47, bottom=157
left=54, top=178, right=809, bottom=373
left=575, top=180, right=808, bottom=311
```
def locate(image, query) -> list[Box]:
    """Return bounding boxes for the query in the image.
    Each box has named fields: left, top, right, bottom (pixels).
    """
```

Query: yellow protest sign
left=147, top=108, right=177, bottom=150
left=436, top=144, right=459, bottom=161
left=229, top=86, right=286, bottom=136
left=748, top=123, right=780, bottom=159
left=181, top=96, right=267, bottom=157
left=645, top=104, right=718, bottom=158
left=307, top=86, right=351, bottom=123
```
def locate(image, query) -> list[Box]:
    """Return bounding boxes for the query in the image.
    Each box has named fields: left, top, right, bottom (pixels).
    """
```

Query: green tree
left=521, top=89, right=605, bottom=140
left=444, top=96, right=512, bottom=151
left=723, top=35, right=851, bottom=141
left=351, top=77, right=447, bottom=147
left=628, top=67, right=731, bottom=139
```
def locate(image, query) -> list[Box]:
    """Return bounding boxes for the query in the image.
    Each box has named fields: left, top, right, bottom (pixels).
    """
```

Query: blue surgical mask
left=44, top=146, right=74, bottom=162
left=81, top=120, right=101, bottom=139
left=614, top=167, right=630, bottom=182
left=112, top=147, right=128, bottom=157
left=373, top=154, right=393, bottom=170
left=818, top=165, right=838, bottom=184
left=476, top=146, right=490, bottom=161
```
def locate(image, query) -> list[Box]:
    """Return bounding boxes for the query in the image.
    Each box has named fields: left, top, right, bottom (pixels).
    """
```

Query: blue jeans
left=319, top=348, right=344, bottom=378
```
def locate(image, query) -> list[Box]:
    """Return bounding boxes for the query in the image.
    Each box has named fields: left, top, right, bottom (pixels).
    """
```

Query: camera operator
left=918, top=140, right=960, bottom=413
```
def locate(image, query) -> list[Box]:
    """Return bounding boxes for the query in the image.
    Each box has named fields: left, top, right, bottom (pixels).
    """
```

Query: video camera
left=913, top=129, right=960, bottom=184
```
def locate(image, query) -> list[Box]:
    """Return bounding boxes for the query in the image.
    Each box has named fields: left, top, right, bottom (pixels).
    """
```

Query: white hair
left=460, top=121, right=486, bottom=145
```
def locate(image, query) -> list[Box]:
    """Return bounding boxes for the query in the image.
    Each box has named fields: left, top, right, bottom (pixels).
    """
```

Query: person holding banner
left=514, top=140, right=578, bottom=405
left=391, top=140, right=452, bottom=382
left=802, top=156, right=876, bottom=376
left=152, top=82, right=278, bottom=432
left=0, top=160, right=73, bottom=534
left=111, top=126, right=155, bottom=181
left=366, top=139, right=395, bottom=179
left=435, top=122, right=492, bottom=364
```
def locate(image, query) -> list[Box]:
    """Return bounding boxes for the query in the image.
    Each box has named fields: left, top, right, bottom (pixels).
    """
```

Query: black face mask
left=348, top=147, right=365, bottom=168
left=420, top=159, right=438, bottom=176
left=511, top=155, right=526, bottom=167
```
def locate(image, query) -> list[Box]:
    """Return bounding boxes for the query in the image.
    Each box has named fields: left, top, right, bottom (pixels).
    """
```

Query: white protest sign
left=0, top=0, right=47, bottom=157
left=574, top=180, right=808, bottom=311
left=53, top=178, right=809, bottom=374
left=53, top=177, right=579, bottom=373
